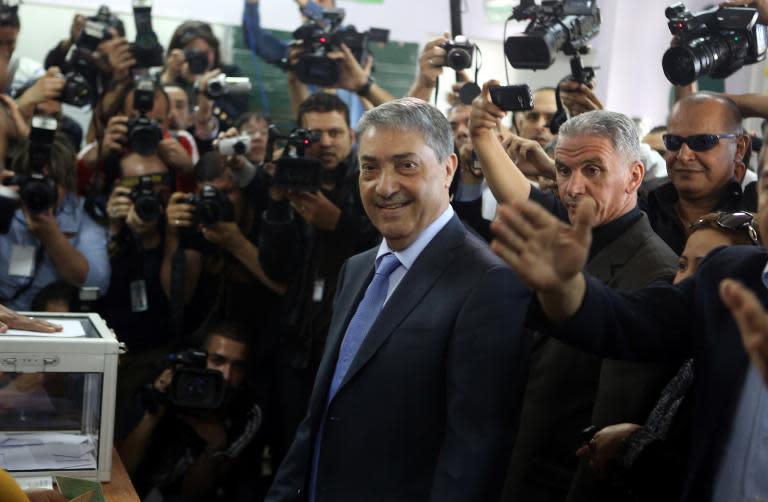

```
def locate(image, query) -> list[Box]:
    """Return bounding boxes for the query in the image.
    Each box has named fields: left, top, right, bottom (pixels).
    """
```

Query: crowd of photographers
left=2, top=0, right=768, bottom=500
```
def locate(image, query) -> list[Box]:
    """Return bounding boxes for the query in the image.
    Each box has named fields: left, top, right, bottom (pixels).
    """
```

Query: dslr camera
left=131, top=0, right=164, bottom=69
left=126, top=76, right=163, bottom=155
left=291, top=8, right=389, bottom=87
left=505, top=0, right=601, bottom=76
left=440, top=35, right=475, bottom=71
left=184, top=47, right=209, bottom=75
left=265, top=126, right=323, bottom=192
left=143, top=349, right=226, bottom=411
left=129, top=175, right=164, bottom=223
left=188, top=185, right=235, bottom=226
left=662, top=3, right=768, bottom=86
left=1, top=116, right=59, bottom=222
left=218, top=135, right=251, bottom=156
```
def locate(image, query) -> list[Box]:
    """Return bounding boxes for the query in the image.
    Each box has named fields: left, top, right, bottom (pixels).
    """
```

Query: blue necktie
left=308, top=252, right=401, bottom=501
left=327, top=252, right=401, bottom=402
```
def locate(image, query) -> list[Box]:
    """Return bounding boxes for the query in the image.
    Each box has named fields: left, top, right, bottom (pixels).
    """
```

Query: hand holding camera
left=18, top=67, right=65, bottom=112
left=166, top=191, right=196, bottom=231
left=327, top=43, right=373, bottom=94
left=558, top=78, right=602, bottom=117
left=287, top=190, right=342, bottom=231
left=469, top=80, right=507, bottom=140
left=106, top=184, right=131, bottom=233
left=502, top=133, right=556, bottom=179
left=415, top=32, right=451, bottom=91
left=101, top=36, right=137, bottom=83
left=162, top=48, right=186, bottom=83
left=100, top=115, right=129, bottom=161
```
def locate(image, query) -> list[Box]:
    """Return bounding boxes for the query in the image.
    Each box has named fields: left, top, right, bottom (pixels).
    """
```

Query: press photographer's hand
left=101, top=115, right=129, bottom=160
left=287, top=190, right=342, bottom=231
left=166, top=192, right=196, bottom=231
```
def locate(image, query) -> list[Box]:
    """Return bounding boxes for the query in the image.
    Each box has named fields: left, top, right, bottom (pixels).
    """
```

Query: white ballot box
left=0, top=313, right=119, bottom=482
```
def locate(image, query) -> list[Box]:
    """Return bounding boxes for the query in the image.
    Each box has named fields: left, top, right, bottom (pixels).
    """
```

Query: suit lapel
left=336, top=216, right=466, bottom=393
left=586, top=214, right=652, bottom=284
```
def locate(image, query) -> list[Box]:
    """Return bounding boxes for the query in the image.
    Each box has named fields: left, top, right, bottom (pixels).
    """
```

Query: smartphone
left=490, top=84, right=534, bottom=112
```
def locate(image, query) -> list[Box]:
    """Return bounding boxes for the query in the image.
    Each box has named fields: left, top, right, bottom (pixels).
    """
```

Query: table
left=102, top=448, right=139, bottom=502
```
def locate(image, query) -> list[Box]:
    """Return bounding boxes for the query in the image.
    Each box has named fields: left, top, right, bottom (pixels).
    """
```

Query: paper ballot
left=0, top=432, right=97, bottom=471
left=4, top=320, right=86, bottom=338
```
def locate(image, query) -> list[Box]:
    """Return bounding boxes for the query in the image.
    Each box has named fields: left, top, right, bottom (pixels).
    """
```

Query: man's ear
left=349, top=127, right=356, bottom=146
left=736, top=134, right=750, bottom=164
left=445, top=153, right=458, bottom=189
left=626, top=160, right=645, bottom=194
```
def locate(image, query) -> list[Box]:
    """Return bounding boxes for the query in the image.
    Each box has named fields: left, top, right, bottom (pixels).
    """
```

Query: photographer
left=159, top=21, right=247, bottom=136
left=161, top=152, right=286, bottom=343
left=79, top=78, right=195, bottom=195
left=117, top=321, right=265, bottom=501
left=0, top=4, right=44, bottom=97
left=263, top=92, right=378, bottom=466
left=0, top=132, right=109, bottom=310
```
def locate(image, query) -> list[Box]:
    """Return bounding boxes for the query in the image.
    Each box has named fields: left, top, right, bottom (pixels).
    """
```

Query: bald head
left=120, top=152, right=169, bottom=178
left=670, top=92, right=743, bottom=133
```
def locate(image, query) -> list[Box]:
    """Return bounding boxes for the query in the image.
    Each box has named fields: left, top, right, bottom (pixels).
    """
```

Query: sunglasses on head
left=691, top=211, right=760, bottom=246
left=662, top=133, right=740, bottom=152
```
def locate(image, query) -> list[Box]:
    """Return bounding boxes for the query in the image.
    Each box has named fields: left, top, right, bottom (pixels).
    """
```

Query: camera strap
left=169, top=243, right=186, bottom=340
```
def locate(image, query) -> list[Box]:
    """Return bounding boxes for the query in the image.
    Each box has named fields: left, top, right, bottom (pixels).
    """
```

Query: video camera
left=0, top=117, right=59, bottom=226
left=265, top=125, right=323, bottom=192
left=126, top=75, right=163, bottom=155
left=505, top=0, right=600, bottom=80
left=142, top=349, right=226, bottom=411
left=290, top=8, right=389, bottom=86
left=131, top=0, right=164, bottom=69
left=662, top=3, right=768, bottom=86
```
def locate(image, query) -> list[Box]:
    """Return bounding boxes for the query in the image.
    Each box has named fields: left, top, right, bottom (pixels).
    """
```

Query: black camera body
left=9, top=116, right=60, bottom=216
left=131, top=0, right=164, bottom=69
left=126, top=76, right=163, bottom=155
left=266, top=126, right=324, bottom=192
left=490, top=85, right=535, bottom=112
left=505, top=0, right=601, bottom=71
left=188, top=185, right=235, bottom=226
left=291, top=8, right=389, bottom=86
left=60, top=18, right=112, bottom=107
left=662, top=3, right=768, bottom=86
left=184, top=47, right=209, bottom=75
left=440, top=36, right=475, bottom=71
left=130, top=176, right=163, bottom=223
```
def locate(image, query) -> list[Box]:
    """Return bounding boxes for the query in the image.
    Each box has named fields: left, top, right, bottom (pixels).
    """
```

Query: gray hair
left=558, top=110, right=642, bottom=163
left=357, top=97, right=454, bottom=161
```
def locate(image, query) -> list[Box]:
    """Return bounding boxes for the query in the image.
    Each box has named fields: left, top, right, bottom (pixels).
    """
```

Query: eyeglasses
left=662, top=133, right=740, bottom=152
left=691, top=211, right=760, bottom=246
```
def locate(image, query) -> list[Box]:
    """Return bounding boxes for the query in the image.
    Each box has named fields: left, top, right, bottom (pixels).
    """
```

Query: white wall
left=13, top=0, right=768, bottom=132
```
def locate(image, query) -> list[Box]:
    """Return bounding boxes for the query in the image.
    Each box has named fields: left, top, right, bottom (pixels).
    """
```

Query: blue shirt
left=375, top=205, right=454, bottom=303
left=0, top=193, right=110, bottom=310
left=711, top=265, right=768, bottom=501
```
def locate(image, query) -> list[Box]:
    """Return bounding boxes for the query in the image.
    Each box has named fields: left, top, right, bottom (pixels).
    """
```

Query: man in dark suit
left=265, top=97, right=532, bottom=502
left=490, top=187, right=768, bottom=501
left=471, top=83, right=679, bottom=501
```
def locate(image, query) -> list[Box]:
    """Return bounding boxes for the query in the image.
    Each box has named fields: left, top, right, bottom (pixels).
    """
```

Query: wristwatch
left=356, top=75, right=375, bottom=97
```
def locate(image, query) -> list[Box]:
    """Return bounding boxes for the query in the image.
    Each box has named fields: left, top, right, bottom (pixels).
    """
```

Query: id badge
left=312, top=278, right=325, bottom=303
left=9, top=245, right=35, bottom=277
left=130, top=279, right=148, bottom=312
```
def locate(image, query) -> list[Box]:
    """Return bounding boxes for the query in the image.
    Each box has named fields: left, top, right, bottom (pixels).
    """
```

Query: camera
left=218, top=135, right=252, bottom=156
left=131, top=0, right=164, bottom=69
left=184, top=47, right=209, bottom=75
left=2, top=116, right=59, bottom=217
left=197, top=74, right=252, bottom=100
left=188, top=185, right=235, bottom=225
left=505, top=0, right=601, bottom=71
left=126, top=76, right=163, bottom=155
left=141, top=349, right=226, bottom=411
left=662, top=3, right=768, bottom=86
left=130, top=176, right=163, bottom=222
left=265, top=126, right=323, bottom=192
left=291, top=8, right=389, bottom=86
left=490, top=84, right=535, bottom=111
left=440, top=36, right=475, bottom=70
left=60, top=17, right=112, bottom=107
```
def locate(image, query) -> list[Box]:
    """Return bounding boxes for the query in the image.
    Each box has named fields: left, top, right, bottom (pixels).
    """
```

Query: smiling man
left=644, top=93, right=753, bottom=254
left=470, top=84, right=680, bottom=502
left=266, top=97, right=532, bottom=502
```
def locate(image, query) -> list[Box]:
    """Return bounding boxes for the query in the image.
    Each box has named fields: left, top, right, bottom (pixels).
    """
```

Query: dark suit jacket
left=266, top=215, right=532, bottom=502
left=503, top=213, right=679, bottom=502
left=544, top=245, right=766, bottom=502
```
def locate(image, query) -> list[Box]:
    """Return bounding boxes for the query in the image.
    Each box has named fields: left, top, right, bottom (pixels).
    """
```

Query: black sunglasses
left=691, top=211, right=760, bottom=246
left=662, top=133, right=740, bottom=152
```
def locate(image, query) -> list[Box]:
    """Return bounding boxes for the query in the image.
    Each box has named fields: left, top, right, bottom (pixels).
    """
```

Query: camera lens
left=233, top=141, right=247, bottom=156
left=183, top=376, right=210, bottom=403
left=133, top=193, right=161, bottom=222
left=21, top=177, right=56, bottom=215
left=662, top=34, right=740, bottom=86
left=446, top=48, right=472, bottom=70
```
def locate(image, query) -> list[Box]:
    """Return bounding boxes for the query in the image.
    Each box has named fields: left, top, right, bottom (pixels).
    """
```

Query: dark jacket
left=542, top=245, right=765, bottom=502
left=266, top=216, right=532, bottom=502
left=503, top=211, right=680, bottom=502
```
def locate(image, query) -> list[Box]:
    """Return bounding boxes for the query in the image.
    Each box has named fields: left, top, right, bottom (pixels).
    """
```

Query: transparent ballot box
left=0, top=313, right=119, bottom=482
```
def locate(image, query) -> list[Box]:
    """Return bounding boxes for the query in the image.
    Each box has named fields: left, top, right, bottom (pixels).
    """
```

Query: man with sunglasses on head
left=644, top=93, right=754, bottom=255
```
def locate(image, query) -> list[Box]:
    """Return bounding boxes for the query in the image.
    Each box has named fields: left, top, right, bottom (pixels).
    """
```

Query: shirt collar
left=375, top=205, right=455, bottom=270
